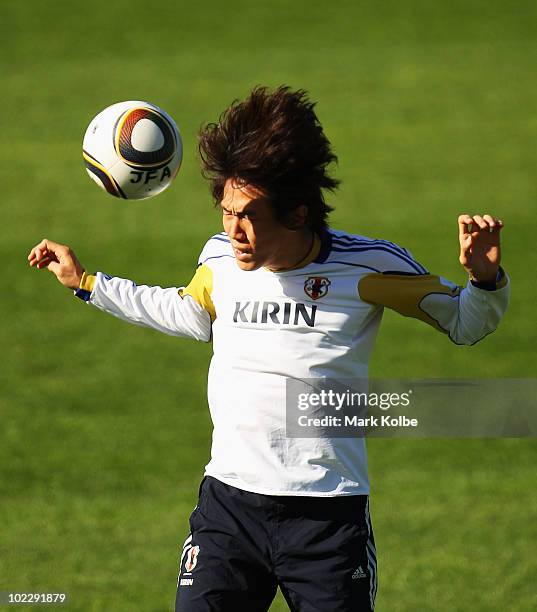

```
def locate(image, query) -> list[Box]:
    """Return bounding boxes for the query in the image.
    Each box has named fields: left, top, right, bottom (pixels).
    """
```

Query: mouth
left=233, top=244, right=252, bottom=259
left=234, top=249, right=251, bottom=261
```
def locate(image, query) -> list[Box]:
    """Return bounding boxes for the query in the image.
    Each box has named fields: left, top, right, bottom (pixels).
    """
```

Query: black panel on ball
left=114, top=108, right=176, bottom=169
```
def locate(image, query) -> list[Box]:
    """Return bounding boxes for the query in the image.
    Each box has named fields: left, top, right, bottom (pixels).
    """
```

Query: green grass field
left=1, top=1, right=536, bottom=610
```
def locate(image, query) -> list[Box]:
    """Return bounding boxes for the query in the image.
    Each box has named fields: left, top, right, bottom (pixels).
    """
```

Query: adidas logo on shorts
left=352, top=566, right=367, bottom=579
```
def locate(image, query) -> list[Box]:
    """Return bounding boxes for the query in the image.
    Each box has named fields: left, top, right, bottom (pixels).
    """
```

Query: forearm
left=420, top=272, right=510, bottom=345
left=79, top=272, right=212, bottom=341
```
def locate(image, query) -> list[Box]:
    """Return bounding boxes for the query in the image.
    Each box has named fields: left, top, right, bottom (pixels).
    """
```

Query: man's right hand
left=28, top=239, right=85, bottom=290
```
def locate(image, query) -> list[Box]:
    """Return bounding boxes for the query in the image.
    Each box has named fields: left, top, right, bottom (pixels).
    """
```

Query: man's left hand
left=458, top=214, right=503, bottom=283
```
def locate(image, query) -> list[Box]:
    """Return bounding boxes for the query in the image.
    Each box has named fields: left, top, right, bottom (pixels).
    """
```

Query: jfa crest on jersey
left=304, top=276, right=331, bottom=300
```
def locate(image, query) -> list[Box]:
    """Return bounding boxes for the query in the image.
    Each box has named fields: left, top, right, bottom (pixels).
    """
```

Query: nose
left=227, top=216, right=247, bottom=242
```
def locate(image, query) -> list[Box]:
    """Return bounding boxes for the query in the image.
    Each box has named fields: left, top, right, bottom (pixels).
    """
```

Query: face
left=220, top=179, right=303, bottom=271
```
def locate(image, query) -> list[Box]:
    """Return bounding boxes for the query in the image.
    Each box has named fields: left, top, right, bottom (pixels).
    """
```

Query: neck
left=267, top=228, right=316, bottom=272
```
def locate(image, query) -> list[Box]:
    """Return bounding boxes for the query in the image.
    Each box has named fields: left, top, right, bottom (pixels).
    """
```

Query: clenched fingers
left=458, top=214, right=504, bottom=237
left=28, top=239, right=67, bottom=267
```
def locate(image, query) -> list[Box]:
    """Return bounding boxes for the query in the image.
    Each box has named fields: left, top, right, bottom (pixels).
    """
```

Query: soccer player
left=28, top=86, right=509, bottom=612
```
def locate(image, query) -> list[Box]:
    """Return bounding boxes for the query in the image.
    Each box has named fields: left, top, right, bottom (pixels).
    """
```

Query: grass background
left=1, top=1, right=536, bottom=610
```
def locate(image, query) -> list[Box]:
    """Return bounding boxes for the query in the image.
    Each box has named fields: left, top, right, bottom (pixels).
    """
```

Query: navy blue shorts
left=175, top=477, right=377, bottom=611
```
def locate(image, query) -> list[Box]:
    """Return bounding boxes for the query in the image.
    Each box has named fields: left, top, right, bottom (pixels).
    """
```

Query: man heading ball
left=28, top=86, right=509, bottom=611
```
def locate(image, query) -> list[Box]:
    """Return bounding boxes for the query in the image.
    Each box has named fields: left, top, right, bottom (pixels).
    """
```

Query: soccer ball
left=83, top=100, right=182, bottom=200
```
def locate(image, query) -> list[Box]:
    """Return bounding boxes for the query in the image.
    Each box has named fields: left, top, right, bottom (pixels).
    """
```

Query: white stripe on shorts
left=365, top=499, right=377, bottom=610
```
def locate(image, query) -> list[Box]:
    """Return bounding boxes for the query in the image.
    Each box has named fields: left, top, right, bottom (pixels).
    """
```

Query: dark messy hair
left=198, top=86, right=339, bottom=232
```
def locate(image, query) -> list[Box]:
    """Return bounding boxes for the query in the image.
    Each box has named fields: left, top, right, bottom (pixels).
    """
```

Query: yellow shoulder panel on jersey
left=358, top=273, right=462, bottom=333
left=179, top=263, right=216, bottom=321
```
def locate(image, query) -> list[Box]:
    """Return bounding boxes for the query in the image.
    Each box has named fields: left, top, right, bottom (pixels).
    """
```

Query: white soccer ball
left=83, top=100, right=182, bottom=200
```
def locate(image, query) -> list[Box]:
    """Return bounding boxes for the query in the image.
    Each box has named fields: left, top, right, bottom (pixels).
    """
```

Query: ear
left=285, top=205, right=308, bottom=230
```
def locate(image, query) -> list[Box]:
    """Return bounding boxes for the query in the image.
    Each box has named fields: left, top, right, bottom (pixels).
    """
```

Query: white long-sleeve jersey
left=79, top=229, right=510, bottom=496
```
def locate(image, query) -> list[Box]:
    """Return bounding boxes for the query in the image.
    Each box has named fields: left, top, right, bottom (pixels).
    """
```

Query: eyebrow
left=220, top=201, right=256, bottom=215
